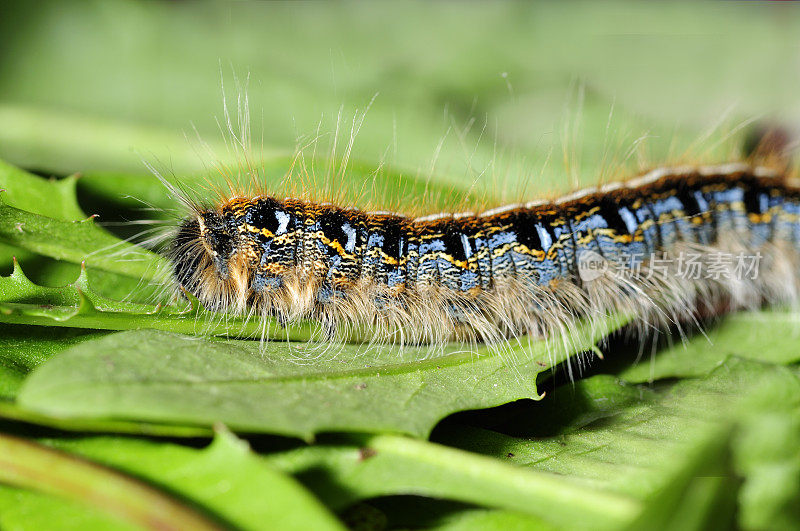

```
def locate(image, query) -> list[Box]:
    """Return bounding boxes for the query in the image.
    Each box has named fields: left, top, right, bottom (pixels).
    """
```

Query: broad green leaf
left=15, top=317, right=624, bottom=439
left=0, top=159, right=170, bottom=301
left=0, top=324, right=103, bottom=399
left=0, top=160, right=167, bottom=294
left=434, top=362, right=776, bottom=493
left=0, top=318, right=213, bottom=435
left=730, top=370, right=800, bottom=530
left=733, top=410, right=800, bottom=530
left=0, top=160, right=164, bottom=301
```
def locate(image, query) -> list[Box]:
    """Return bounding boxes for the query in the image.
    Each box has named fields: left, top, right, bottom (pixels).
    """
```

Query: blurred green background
left=0, top=0, right=799, bottom=205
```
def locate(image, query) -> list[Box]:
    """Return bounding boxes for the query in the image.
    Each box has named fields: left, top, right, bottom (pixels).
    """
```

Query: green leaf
left=0, top=401, right=213, bottom=438
left=254, top=358, right=800, bottom=529
left=0, top=323, right=104, bottom=399
left=617, top=310, right=800, bottom=383
left=0, top=159, right=86, bottom=221
left=26, top=431, right=636, bottom=531
left=0, top=430, right=343, bottom=531
left=46, top=431, right=345, bottom=531
left=0, top=202, right=165, bottom=281
left=0, top=158, right=165, bottom=283
left=434, top=358, right=800, bottom=529
left=0, top=241, right=160, bottom=303
left=0, top=486, right=140, bottom=531
left=0, top=260, right=317, bottom=340
left=271, top=434, right=637, bottom=530
left=731, top=372, right=800, bottom=530
left=0, top=158, right=173, bottom=304
left=15, top=316, right=624, bottom=439
left=0, top=432, right=223, bottom=531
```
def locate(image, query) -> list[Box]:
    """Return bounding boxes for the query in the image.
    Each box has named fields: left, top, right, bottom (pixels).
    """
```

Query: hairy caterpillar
left=168, top=159, right=800, bottom=348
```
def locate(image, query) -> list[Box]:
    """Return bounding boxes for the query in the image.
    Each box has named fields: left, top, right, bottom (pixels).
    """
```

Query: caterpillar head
left=172, top=210, right=238, bottom=295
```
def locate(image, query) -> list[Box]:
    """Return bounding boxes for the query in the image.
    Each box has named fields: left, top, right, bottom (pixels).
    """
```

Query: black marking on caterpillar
left=169, top=163, right=800, bottom=347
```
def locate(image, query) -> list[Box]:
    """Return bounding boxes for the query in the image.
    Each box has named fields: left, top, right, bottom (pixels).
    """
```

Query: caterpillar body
left=170, top=163, right=800, bottom=347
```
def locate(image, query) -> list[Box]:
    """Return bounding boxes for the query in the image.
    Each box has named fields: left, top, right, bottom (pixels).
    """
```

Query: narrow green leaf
left=0, top=485, right=139, bottom=531
left=47, top=431, right=345, bottom=531
left=316, top=434, right=638, bottom=530
left=0, top=433, right=223, bottom=531
left=0, top=401, right=212, bottom=438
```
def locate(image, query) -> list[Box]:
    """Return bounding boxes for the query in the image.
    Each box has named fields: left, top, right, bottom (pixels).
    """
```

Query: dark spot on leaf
left=359, top=447, right=377, bottom=461
left=354, top=383, right=367, bottom=390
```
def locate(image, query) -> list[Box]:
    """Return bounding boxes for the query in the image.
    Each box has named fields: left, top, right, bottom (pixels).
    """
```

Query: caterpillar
left=168, top=160, right=800, bottom=348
